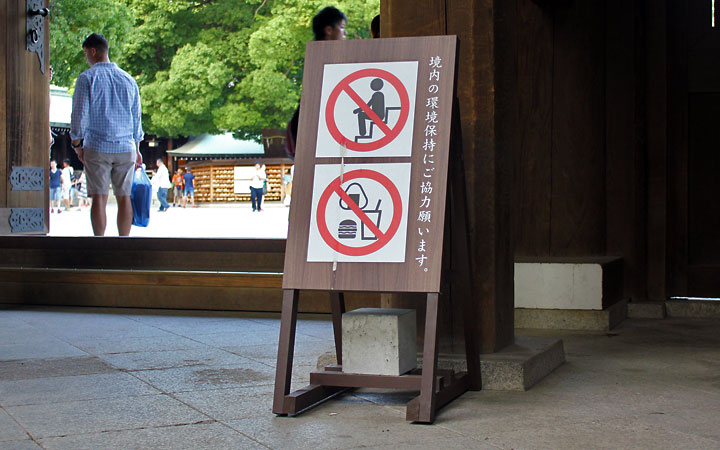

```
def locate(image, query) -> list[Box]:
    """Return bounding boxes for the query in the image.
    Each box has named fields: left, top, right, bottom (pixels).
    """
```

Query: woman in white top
left=250, top=162, right=267, bottom=212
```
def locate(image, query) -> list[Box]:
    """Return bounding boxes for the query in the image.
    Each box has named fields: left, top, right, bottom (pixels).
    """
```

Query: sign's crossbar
left=272, top=290, right=476, bottom=423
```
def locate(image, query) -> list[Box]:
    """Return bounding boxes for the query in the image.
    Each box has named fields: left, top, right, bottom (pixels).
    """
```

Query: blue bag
left=131, top=168, right=152, bottom=227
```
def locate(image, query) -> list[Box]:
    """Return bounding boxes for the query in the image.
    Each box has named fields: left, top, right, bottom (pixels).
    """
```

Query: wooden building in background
left=167, top=133, right=293, bottom=203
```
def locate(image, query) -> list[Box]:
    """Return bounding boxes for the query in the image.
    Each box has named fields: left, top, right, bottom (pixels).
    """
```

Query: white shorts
left=83, top=148, right=135, bottom=197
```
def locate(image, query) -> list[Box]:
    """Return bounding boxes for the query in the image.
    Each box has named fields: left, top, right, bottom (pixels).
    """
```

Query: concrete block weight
left=342, top=308, right=417, bottom=376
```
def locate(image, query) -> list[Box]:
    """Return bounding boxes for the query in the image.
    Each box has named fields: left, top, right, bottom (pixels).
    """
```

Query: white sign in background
left=307, top=163, right=411, bottom=263
left=316, top=62, right=418, bottom=158
left=233, top=166, right=255, bottom=194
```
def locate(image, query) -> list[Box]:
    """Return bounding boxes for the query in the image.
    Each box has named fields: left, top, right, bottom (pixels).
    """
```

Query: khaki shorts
left=83, top=148, right=135, bottom=197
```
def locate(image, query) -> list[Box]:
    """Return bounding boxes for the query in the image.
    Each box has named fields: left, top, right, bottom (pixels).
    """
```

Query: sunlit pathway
left=47, top=202, right=291, bottom=238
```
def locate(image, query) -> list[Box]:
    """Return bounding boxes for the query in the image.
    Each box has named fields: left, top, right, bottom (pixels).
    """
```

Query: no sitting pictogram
left=325, top=68, right=410, bottom=152
left=316, top=169, right=403, bottom=257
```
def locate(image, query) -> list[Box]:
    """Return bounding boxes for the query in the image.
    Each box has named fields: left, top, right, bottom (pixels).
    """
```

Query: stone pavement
left=0, top=306, right=718, bottom=449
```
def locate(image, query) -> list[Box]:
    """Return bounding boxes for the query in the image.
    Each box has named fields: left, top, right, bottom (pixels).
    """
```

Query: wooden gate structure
left=1, top=0, right=50, bottom=235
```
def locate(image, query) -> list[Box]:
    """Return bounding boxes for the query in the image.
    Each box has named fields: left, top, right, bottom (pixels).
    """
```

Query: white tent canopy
left=167, top=133, right=264, bottom=158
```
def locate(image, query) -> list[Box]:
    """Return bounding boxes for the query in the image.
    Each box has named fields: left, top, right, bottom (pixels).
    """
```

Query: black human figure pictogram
left=353, top=78, right=385, bottom=138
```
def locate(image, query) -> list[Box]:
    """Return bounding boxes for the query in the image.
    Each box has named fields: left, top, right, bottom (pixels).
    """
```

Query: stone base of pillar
left=515, top=299, right=628, bottom=331
left=317, top=336, right=565, bottom=392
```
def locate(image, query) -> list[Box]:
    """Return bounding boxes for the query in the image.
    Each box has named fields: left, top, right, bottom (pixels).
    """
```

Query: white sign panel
left=316, top=62, right=418, bottom=158
left=307, top=163, right=411, bottom=262
left=234, top=166, right=255, bottom=194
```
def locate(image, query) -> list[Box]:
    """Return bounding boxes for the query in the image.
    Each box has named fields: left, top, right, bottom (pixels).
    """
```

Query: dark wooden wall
left=382, top=0, right=516, bottom=353
left=667, top=0, right=720, bottom=297
left=515, top=0, right=647, bottom=301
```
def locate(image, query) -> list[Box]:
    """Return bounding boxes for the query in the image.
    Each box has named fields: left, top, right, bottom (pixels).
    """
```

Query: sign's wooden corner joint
left=273, top=35, right=480, bottom=424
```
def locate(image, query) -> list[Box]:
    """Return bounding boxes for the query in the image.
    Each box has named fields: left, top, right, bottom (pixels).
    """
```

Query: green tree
left=50, top=0, right=380, bottom=140
left=49, top=0, right=134, bottom=88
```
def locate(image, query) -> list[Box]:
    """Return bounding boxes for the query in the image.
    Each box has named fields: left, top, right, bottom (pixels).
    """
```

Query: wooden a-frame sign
left=274, top=35, right=480, bottom=424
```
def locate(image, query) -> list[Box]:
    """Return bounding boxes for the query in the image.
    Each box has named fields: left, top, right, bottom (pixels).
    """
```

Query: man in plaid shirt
left=70, top=33, right=144, bottom=236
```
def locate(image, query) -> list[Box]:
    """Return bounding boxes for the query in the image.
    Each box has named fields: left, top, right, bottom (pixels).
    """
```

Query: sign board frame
left=282, top=36, right=457, bottom=293
left=274, top=36, right=481, bottom=424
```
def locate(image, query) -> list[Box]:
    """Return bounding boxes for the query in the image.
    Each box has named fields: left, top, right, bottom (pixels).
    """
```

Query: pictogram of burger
left=338, top=219, right=357, bottom=239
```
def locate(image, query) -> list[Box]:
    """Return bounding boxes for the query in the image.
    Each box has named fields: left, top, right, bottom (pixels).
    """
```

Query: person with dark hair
left=183, top=167, right=195, bottom=208
left=249, top=162, right=267, bottom=212
left=286, top=6, right=348, bottom=158
left=153, top=158, right=172, bottom=212
left=70, top=33, right=143, bottom=236
left=371, top=14, right=380, bottom=38
left=49, top=160, right=62, bottom=213
left=172, top=169, right=184, bottom=207
left=312, top=6, right=347, bottom=41
left=60, top=158, right=74, bottom=211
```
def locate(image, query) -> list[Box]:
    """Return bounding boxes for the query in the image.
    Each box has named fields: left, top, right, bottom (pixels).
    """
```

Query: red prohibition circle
left=325, top=68, right=410, bottom=152
left=316, top=169, right=403, bottom=257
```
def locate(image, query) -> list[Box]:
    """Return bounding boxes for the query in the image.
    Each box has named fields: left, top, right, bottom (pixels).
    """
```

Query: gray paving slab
left=0, top=408, right=28, bottom=442
left=69, top=334, right=208, bottom=355
left=0, top=323, right=45, bottom=346
left=173, top=384, right=275, bottom=421
left=97, top=347, right=249, bottom=372
left=0, top=306, right=718, bottom=449
left=18, top=315, right=170, bottom=341
left=0, top=372, right=160, bottom=407
left=130, top=359, right=278, bottom=394
left=6, top=394, right=208, bottom=439
left=0, top=440, right=41, bottom=449
left=0, top=340, right=88, bottom=362
left=228, top=340, right=335, bottom=362
left=346, top=437, right=497, bottom=450
left=225, top=402, right=477, bottom=450
left=635, top=403, right=720, bottom=444
left=290, top=319, right=335, bottom=340
left=187, top=329, right=290, bottom=348
left=122, top=316, right=265, bottom=337
left=37, top=422, right=267, bottom=450
left=485, top=416, right=720, bottom=450
left=0, top=357, right=114, bottom=382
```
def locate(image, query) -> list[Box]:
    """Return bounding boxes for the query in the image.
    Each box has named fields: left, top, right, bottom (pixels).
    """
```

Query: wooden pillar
left=382, top=0, right=516, bottom=352
left=645, top=0, right=669, bottom=300
left=605, top=0, right=647, bottom=301
left=1, top=0, right=50, bottom=233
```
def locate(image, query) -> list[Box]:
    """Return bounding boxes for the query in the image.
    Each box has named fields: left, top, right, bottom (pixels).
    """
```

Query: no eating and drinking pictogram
left=307, top=164, right=412, bottom=263
left=315, top=62, right=418, bottom=158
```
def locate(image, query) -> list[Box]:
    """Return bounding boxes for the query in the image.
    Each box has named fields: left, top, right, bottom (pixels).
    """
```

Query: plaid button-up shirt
left=70, top=62, right=144, bottom=153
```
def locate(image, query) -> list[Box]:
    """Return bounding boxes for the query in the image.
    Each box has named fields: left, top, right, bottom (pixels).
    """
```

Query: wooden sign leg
left=329, top=292, right=346, bottom=366
left=416, top=292, right=440, bottom=423
left=449, top=98, right=482, bottom=391
left=273, top=289, right=299, bottom=415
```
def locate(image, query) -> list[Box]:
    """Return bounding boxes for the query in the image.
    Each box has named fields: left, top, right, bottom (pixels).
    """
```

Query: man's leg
left=157, top=188, right=167, bottom=211
left=90, top=194, right=108, bottom=236
left=116, top=195, right=132, bottom=236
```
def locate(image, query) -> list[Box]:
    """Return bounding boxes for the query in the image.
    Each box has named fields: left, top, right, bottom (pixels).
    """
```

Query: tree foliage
left=50, top=0, right=380, bottom=140
left=49, top=0, right=134, bottom=88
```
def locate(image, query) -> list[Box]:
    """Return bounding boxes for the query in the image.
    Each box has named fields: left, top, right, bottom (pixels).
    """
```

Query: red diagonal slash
left=343, top=85, right=393, bottom=137
left=334, top=185, right=384, bottom=240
